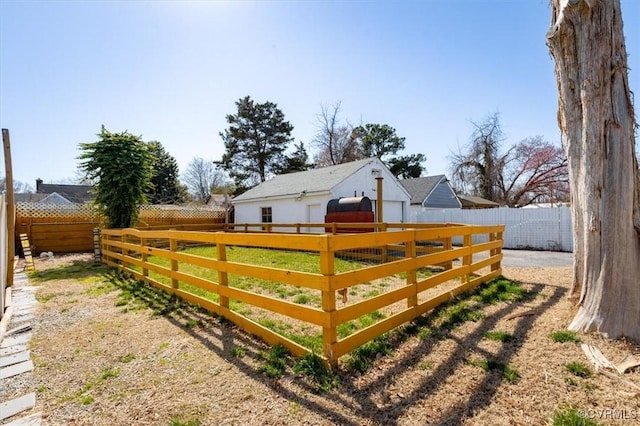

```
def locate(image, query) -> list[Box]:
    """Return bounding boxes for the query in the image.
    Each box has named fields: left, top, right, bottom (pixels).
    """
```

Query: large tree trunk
left=547, top=0, right=640, bottom=342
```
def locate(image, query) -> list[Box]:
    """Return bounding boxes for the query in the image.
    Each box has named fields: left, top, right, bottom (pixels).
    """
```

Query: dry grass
left=2, top=253, right=638, bottom=425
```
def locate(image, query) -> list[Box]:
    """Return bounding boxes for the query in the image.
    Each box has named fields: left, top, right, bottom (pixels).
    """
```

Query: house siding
left=423, top=182, right=461, bottom=209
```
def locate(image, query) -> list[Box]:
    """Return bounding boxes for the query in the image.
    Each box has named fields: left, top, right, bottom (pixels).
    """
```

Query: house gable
left=400, top=175, right=461, bottom=209
left=40, top=192, right=74, bottom=205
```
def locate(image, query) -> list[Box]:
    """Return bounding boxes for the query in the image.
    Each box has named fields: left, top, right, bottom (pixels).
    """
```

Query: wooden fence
left=15, top=203, right=226, bottom=254
left=100, top=223, right=504, bottom=365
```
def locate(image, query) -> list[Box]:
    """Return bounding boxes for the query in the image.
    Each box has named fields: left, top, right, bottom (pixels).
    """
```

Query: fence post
left=462, top=229, right=473, bottom=283
left=169, top=232, right=179, bottom=290
left=217, top=242, right=229, bottom=309
left=443, top=236, right=452, bottom=270
left=406, top=230, right=417, bottom=309
left=380, top=223, right=388, bottom=263
left=320, top=237, right=337, bottom=367
left=140, top=236, right=148, bottom=281
left=93, top=228, right=101, bottom=264
left=491, top=230, right=503, bottom=272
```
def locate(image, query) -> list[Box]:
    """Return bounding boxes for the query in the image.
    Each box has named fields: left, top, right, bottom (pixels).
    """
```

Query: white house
left=232, top=158, right=411, bottom=230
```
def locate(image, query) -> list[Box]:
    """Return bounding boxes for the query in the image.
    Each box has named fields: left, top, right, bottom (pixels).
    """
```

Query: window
left=261, top=207, right=272, bottom=223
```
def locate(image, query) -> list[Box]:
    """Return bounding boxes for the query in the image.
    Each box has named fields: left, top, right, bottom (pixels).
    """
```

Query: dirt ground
left=2, top=253, right=639, bottom=425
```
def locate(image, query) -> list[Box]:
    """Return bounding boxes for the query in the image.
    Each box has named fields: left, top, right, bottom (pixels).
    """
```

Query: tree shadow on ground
left=101, top=266, right=567, bottom=425
left=28, top=259, right=108, bottom=282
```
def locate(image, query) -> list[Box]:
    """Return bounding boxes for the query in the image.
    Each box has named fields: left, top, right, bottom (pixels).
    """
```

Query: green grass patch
left=418, top=327, right=435, bottom=340
left=467, top=358, right=520, bottom=383
left=293, top=294, right=312, bottom=304
left=232, top=346, right=246, bottom=357
left=258, top=344, right=290, bottom=378
left=59, top=366, right=120, bottom=404
left=29, top=260, right=109, bottom=282
left=257, top=318, right=322, bottom=352
left=483, top=330, right=514, bottom=343
left=99, top=367, right=120, bottom=380
left=168, top=418, right=202, bottom=426
left=418, top=360, right=433, bottom=370
left=565, top=361, right=592, bottom=378
left=293, top=353, right=341, bottom=392
left=470, top=277, right=532, bottom=304
left=117, top=354, right=135, bottom=363
left=436, top=301, right=485, bottom=330
left=552, top=407, right=602, bottom=426
left=337, top=311, right=386, bottom=339
left=551, top=330, right=581, bottom=343
left=345, top=334, right=393, bottom=373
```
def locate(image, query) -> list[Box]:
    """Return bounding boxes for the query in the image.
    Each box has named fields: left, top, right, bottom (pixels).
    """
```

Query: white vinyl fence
left=414, top=206, right=573, bottom=252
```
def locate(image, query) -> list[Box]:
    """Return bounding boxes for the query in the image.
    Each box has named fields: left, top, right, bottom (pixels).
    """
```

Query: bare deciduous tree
left=449, top=113, right=506, bottom=202
left=1, top=177, right=33, bottom=193
left=312, top=102, right=362, bottom=167
left=548, top=0, right=640, bottom=341
left=182, top=157, right=229, bottom=203
left=450, top=115, right=569, bottom=207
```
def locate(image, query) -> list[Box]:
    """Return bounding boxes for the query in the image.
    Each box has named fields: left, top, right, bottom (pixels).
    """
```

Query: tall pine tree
left=218, top=96, right=294, bottom=194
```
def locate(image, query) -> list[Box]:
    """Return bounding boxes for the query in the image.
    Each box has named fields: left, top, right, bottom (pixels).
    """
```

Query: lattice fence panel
left=15, top=202, right=227, bottom=254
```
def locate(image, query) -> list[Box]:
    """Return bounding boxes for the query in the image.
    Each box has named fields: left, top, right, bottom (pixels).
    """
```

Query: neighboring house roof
left=14, top=193, right=48, bottom=203
left=458, top=195, right=500, bottom=209
left=400, top=175, right=446, bottom=205
left=36, top=180, right=94, bottom=204
left=206, top=194, right=233, bottom=207
left=400, top=175, right=462, bottom=208
left=233, top=158, right=387, bottom=203
left=40, top=192, right=74, bottom=205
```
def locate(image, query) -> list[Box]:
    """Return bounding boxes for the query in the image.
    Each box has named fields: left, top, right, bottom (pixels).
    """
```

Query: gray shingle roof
left=37, top=183, right=94, bottom=204
left=399, top=175, right=446, bottom=205
left=14, top=193, right=48, bottom=203
left=233, top=158, right=378, bottom=202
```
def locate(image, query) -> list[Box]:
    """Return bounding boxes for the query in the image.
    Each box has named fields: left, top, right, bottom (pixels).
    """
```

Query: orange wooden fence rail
left=100, top=224, right=504, bottom=365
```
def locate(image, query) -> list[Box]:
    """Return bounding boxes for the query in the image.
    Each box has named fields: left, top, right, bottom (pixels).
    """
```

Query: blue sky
left=1, top=0, right=638, bottom=190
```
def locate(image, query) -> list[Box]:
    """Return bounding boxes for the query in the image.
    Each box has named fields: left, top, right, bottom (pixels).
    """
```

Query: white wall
left=234, top=193, right=331, bottom=231
left=334, top=159, right=410, bottom=222
left=415, top=206, right=573, bottom=252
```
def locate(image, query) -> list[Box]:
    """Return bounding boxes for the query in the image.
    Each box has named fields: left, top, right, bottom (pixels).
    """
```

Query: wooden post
left=169, top=233, right=179, bottom=289
left=217, top=243, right=229, bottom=309
left=380, top=222, right=388, bottom=263
left=491, top=231, right=503, bottom=272
left=462, top=230, right=473, bottom=283
left=320, top=238, right=337, bottom=366
left=406, top=231, right=417, bottom=309
left=443, top=237, right=453, bottom=270
left=93, top=228, right=101, bottom=264
left=3, top=129, right=15, bottom=287
left=140, top=237, right=148, bottom=281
